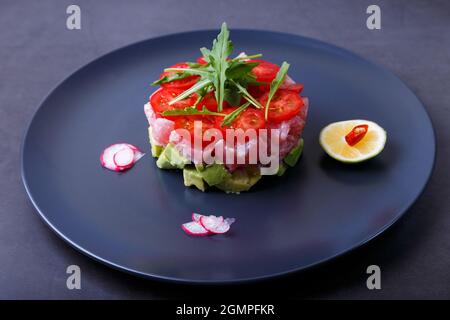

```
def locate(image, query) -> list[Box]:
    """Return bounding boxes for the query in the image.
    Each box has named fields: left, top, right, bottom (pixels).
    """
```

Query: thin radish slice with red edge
left=101, top=143, right=145, bottom=172
left=200, top=215, right=229, bottom=234
left=181, top=221, right=211, bottom=236
left=101, top=143, right=129, bottom=171
left=224, top=217, right=236, bottom=226
left=113, top=147, right=135, bottom=169
left=192, top=213, right=203, bottom=222
left=125, top=143, right=145, bottom=162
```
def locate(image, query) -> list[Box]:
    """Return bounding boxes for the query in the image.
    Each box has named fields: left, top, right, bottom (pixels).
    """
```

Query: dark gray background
left=1, top=0, right=449, bottom=299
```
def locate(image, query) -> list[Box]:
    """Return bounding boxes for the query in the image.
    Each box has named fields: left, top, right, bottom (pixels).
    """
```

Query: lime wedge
left=319, top=120, right=387, bottom=163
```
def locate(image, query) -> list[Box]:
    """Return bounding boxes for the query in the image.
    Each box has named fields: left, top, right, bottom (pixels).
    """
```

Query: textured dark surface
left=0, top=0, right=449, bottom=299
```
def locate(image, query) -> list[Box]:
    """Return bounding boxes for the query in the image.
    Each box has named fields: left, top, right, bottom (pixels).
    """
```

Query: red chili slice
left=345, top=124, right=369, bottom=146
left=159, top=62, right=199, bottom=90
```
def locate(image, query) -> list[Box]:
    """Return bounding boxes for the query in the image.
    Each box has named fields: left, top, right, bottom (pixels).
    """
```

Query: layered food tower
left=144, top=23, right=309, bottom=193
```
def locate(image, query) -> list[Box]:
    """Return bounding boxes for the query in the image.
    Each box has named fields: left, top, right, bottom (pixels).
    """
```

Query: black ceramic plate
left=22, top=30, right=435, bottom=283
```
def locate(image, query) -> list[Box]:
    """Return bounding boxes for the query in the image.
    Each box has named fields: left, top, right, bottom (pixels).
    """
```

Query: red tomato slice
left=235, top=108, right=266, bottom=131
left=282, top=83, right=304, bottom=93
left=159, top=62, right=199, bottom=90
left=196, top=57, right=208, bottom=65
left=247, top=85, right=264, bottom=99
left=258, top=90, right=304, bottom=123
left=250, top=60, right=280, bottom=83
left=217, top=108, right=266, bottom=131
left=197, top=92, right=231, bottom=112
left=150, top=88, right=197, bottom=117
left=174, top=115, right=216, bottom=146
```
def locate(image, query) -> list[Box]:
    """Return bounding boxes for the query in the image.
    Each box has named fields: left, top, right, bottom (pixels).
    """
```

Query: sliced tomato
left=235, top=108, right=266, bottom=131
left=196, top=57, right=208, bottom=65
left=247, top=85, right=264, bottom=99
left=258, top=90, right=304, bottom=123
left=282, top=83, right=304, bottom=94
left=150, top=88, right=197, bottom=117
left=174, top=116, right=216, bottom=133
left=159, top=62, right=199, bottom=90
left=197, top=91, right=231, bottom=112
left=217, top=108, right=266, bottom=131
left=174, top=115, right=217, bottom=146
left=250, top=60, right=280, bottom=84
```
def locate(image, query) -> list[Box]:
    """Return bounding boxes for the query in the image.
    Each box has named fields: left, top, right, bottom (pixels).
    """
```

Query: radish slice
left=200, top=215, right=229, bottom=234
left=101, top=143, right=128, bottom=171
left=100, top=143, right=145, bottom=172
left=113, top=147, right=135, bottom=168
left=181, top=221, right=211, bottom=236
left=224, top=217, right=236, bottom=226
left=183, top=214, right=234, bottom=236
left=192, top=213, right=203, bottom=222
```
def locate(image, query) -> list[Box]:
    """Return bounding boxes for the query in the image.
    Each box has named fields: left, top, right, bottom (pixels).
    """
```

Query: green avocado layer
left=148, top=127, right=303, bottom=192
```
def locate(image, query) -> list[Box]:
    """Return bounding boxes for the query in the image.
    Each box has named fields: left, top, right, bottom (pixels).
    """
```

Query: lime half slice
left=319, top=120, right=387, bottom=163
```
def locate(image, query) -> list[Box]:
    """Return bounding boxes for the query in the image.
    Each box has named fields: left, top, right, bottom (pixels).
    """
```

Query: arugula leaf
left=221, top=101, right=251, bottom=127
left=232, top=53, right=262, bottom=61
left=264, top=61, right=290, bottom=120
left=151, top=73, right=192, bottom=86
left=209, top=22, right=233, bottom=112
left=226, top=61, right=259, bottom=79
left=231, top=80, right=262, bottom=109
left=151, top=23, right=266, bottom=116
left=160, top=106, right=225, bottom=117
left=163, top=67, right=210, bottom=77
left=168, top=78, right=212, bottom=105
left=224, top=86, right=241, bottom=106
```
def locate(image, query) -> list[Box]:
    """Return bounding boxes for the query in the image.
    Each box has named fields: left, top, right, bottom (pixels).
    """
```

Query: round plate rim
left=20, top=28, right=437, bottom=284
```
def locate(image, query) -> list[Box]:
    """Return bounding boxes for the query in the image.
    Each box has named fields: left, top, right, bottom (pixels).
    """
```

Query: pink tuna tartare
left=144, top=23, right=309, bottom=193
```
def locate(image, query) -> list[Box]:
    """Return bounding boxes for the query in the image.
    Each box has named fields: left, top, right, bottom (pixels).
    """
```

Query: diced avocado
left=284, top=138, right=304, bottom=167
left=148, top=127, right=163, bottom=158
left=276, top=162, right=288, bottom=176
left=152, top=144, right=164, bottom=158
left=195, top=163, right=205, bottom=172
left=183, top=166, right=207, bottom=191
left=156, top=143, right=189, bottom=169
left=200, top=163, right=231, bottom=186
left=215, top=166, right=261, bottom=193
left=156, top=152, right=176, bottom=169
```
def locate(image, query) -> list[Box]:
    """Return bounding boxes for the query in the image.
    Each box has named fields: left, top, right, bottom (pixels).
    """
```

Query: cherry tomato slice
left=345, top=124, right=369, bottom=146
left=174, top=115, right=216, bottom=146
left=258, top=90, right=304, bottom=123
left=282, top=83, right=304, bottom=93
left=250, top=60, right=280, bottom=83
left=235, top=108, right=266, bottom=131
left=197, top=92, right=231, bottom=112
left=217, top=108, right=266, bottom=132
left=150, top=88, right=197, bottom=117
left=196, top=57, right=208, bottom=65
left=159, top=62, right=199, bottom=90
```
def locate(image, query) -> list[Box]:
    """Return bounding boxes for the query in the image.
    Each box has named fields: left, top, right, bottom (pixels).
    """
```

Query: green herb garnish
left=151, top=23, right=292, bottom=126
left=160, top=106, right=226, bottom=117
left=221, top=101, right=251, bottom=126
left=264, top=61, right=290, bottom=120
left=151, top=73, right=192, bottom=86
